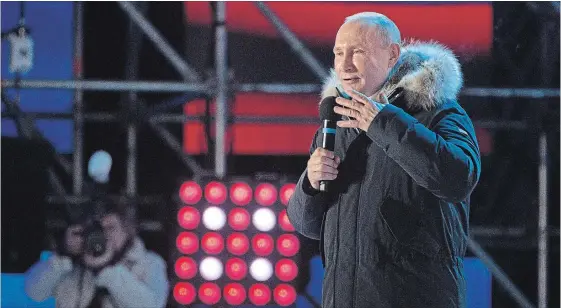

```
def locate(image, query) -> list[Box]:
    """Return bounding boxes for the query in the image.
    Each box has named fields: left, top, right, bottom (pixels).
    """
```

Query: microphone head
left=319, top=96, right=341, bottom=121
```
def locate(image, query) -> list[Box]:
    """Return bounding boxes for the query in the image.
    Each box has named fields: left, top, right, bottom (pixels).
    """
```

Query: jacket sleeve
left=366, top=103, right=481, bottom=203
left=287, top=128, right=330, bottom=240
left=96, top=253, right=169, bottom=308
left=24, top=255, right=73, bottom=302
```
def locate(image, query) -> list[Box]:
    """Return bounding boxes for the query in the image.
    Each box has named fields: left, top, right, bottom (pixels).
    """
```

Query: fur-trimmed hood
left=321, top=41, right=463, bottom=111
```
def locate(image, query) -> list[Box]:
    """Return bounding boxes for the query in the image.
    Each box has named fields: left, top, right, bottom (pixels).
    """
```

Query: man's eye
left=335, top=52, right=343, bottom=57
left=354, top=49, right=365, bottom=54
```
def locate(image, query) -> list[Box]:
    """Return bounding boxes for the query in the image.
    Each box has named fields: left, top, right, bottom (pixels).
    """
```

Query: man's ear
left=388, top=43, right=401, bottom=68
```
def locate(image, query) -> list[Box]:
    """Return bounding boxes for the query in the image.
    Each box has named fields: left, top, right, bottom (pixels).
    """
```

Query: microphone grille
left=319, top=96, right=341, bottom=121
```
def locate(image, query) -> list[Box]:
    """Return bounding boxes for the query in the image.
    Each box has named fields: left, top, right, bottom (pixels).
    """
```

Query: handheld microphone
left=318, top=96, right=341, bottom=192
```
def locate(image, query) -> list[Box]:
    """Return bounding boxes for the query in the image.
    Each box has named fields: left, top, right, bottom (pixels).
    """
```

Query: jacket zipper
left=353, top=176, right=364, bottom=308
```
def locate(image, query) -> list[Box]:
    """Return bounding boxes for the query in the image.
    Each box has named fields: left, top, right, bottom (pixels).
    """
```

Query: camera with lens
left=62, top=198, right=110, bottom=258
left=82, top=211, right=106, bottom=258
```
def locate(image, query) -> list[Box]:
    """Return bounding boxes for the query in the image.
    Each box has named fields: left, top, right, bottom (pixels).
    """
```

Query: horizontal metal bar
left=462, top=87, right=559, bottom=98
left=3, top=112, right=531, bottom=130
left=46, top=194, right=165, bottom=204
left=46, top=218, right=163, bottom=232
left=1, top=79, right=208, bottom=93
left=3, top=79, right=559, bottom=98
left=236, top=83, right=321, bottom=94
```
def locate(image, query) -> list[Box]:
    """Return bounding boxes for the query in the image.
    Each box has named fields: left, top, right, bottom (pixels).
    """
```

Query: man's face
left=101, top=213, right=129, bottom=252
left=333, top=22, right=398, bottom=97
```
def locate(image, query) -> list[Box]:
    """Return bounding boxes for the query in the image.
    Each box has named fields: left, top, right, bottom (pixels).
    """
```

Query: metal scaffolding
left=1, top=2, right=559, bottom=308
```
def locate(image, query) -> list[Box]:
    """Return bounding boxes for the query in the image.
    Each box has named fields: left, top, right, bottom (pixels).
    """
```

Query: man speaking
left=287, top=12, right=481, bottom=308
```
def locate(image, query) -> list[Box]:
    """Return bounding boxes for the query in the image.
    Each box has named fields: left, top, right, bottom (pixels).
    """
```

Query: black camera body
left=62, top=197, right=110, bottom=258
left=83, top=215, right=106, bottom=257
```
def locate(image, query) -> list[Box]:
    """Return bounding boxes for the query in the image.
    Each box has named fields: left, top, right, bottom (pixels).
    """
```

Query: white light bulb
left=200, top=257, right=223, bottom=281
left=250, top=258, right=273, bottom=281
left=252, top=208, right=276, bottom=232
left=203, top=206, right=226, bottom=230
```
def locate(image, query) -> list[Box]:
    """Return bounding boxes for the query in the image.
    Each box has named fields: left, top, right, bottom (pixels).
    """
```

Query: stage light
left=198, top=282, right=221, bottom=305
left=255, top=183, right=277, bottom=206
left=224, top=283, right=246, bottom=306
left=249, top=283, right=271, bottom=306
left=202, top=206, right=226, bottom=230
left=275, top=259, right=298, bottom=282
left=177, top=206, right=200, bottom=230
left=278, top=209, right=295, bottom=232
left=277, top=234, right=300, bottom=257
left=174, top=256, right=197, bottom=280
left=179, top=181, right=202, bottom=205
left=274, top=284, right=297, bottom=306
left=227, top=233, right=250, bottom=256
left=173, top=282, right=196, bottom=305
left=252, top=208, right=276, bottom=232
left=280, top=183, right=296, bottom=205
left=230, top=182, right=252, bottom=206
left=250, top=258, right=273, bottom=281
left=201, top=232, right=224, bottom=255
left=228, top=208, right=250, bottom=231
left=200, top=257, right=223, bottom=281
left=205, top=181, right=227, bottom=205
left=252, top=233, right=274, bottom=256
left=225, top=258, right=248, bottom=281
left=176, top=232, right=199, bottom=254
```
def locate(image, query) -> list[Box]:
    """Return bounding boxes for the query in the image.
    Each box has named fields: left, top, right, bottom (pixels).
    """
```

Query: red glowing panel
left=177, top=206, right=200, bottom=230
left=227, top=233, right=250, bottom=256
left=255, top=183, right=278, bottom=206
left=228, top=208, right=251, bottom=231
left=274, top=284, right=297, bottom=306
left=230, top=182, right=253, bottom=206
left=201, top=232, right=224, bottom=255
left=277, top=234, right=300, bottom=257
left=199, top=282, right=221, bottom=305
left=173, top=282, right=196, bottom=305
left=280, top=183, right=296, bottom=205
left=249, top=283, right=271, bottom=306
left=179, top=181, right=202, bottom=204
left=275, top=259, right=298, bottom=282
left=225, top=258, right=248, bottom=281
left=224, top=283, right=247, bottom=306
left=176, top=232, right=199, bottom=254
left=175, top=256, right=197, bottom=280
left=278, top=209, right=295, bottom=232
left=205, top=181, right=227, bottom=204
left=252, top=233, right=274, bottom=256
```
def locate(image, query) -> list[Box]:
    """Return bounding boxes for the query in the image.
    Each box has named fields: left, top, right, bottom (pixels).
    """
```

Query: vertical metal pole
left=214, top=1, right=228, bottom=179
left=72, top=2, right=84, bottom=195
left=123, top=2, right=147, bottom=196
left=537, top=133, right=548, bottom=308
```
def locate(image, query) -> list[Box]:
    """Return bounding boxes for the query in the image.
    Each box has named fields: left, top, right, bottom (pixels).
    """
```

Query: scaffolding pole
left=72, top=2, right=84, bottom=196
left=467, top=238, right=535, bottom=308
left=254, top=1, right=328, bottom=80
left=214, top=1, right=228, bottom=179
left=2, top=79, right=559, bottom=98
left=117, top=1, right=201, bottom=82
left=537, top=133, right=549, bottom=308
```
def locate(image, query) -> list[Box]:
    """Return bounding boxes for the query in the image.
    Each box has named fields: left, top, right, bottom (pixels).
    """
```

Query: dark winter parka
left=287, top=41, right=481, bottom=308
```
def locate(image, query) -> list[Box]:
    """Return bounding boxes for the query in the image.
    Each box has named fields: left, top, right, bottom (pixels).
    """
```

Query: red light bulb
left=227, top=233, right=250, bottom=256
left=179, top=181, right=202, bottom=205
left=230, top=182, right=252, bottom=206
left=177, top=206, right=200, bottom=230
left=224, top=283, right=246, bottom=306
left=252, top=233, right=274, bottom=256
left=173, top=282, right=196, bottom=305
left=225, top=258, right=248, bottom=281
left=228, top=208, right=251, bottom=231
left=277, top=234, right=300, bottom=257
left=199, top=282, right=221, bottom=305
left=174, top=257, right=197, bottom=280
left=255, top=183, right=278, bottom=206
left=205, top=181, right=227, bottom=205
left=274, top=284, right=297, bottom=306
left=176, top=232, right=198, bottom=254
left=248, top=283, right=271, bottom=306
left=275, top=259, right=298, bottom=282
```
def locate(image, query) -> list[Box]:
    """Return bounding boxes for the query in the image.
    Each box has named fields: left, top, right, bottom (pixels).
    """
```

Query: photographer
left=25, top=200, right=169, bottom=308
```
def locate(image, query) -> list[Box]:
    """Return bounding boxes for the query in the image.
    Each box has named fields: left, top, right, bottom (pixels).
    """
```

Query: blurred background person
left=24, top=198, right=169, bottom=308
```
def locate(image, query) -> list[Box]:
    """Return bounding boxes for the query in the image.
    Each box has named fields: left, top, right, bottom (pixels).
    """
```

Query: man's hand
left=307, top=148, right=340, bottom=190
left=83, top=243, right=115, bottom=270
left=334, top=90, right=388, bottom=131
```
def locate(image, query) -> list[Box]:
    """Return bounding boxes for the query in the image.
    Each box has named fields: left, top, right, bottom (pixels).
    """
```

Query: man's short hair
left=344, top=12, right=401, bottom=47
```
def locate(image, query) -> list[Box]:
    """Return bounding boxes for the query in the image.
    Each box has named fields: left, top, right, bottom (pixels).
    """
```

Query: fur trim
left=321, top=41, right=463, bottom=111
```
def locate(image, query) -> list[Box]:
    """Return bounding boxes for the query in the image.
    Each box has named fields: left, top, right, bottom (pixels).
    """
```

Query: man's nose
left=342, top=53, right=355, bottom=72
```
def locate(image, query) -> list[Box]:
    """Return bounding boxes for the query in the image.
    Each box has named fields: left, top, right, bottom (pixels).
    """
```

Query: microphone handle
left=319, top=120, right=336, bottom=192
